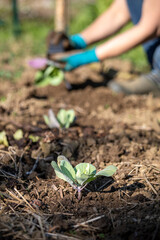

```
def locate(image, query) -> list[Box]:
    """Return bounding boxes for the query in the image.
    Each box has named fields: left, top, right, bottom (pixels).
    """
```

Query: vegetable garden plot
left=0, top=62, right=160, bottom=240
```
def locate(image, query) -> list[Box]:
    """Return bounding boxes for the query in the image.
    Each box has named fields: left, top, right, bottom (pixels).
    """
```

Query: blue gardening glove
left=69, top=34, right=87, bottom=49
left=60, top=48, right=99, bottom=71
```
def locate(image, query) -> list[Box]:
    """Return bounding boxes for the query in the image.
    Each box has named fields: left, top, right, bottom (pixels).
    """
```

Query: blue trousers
left=126, top=0, right=160, bottom=70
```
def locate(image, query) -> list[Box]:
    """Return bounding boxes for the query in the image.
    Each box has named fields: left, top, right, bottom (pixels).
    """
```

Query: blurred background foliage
left=0, top=0, right=148, bottom=73
left=70, top=0, right=113, bottom=32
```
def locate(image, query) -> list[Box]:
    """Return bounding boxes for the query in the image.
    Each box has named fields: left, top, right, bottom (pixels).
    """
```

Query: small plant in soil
left=13, top=129, right=23, bottom=140
left=44, top=108, right=75, bottom=129
left=0, top=131, right=9, bottom=147
left=51, top=155, right=117, bottom=200
left=28, top=135, right=40, bottom=142
left=35, top=66, right=64, bottom=87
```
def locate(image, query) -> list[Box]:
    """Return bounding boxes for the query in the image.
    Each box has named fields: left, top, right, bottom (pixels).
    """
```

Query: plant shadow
left=83, top=176, right=145, bottom=197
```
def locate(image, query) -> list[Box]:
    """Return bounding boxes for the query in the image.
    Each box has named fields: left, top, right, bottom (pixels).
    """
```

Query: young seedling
left=29, top=58, right=72, bottom=90
left=44, top=109, right=75, bottom=129
left=13, top=129, right=23, bottom=140
left=51, top=155, right=117, bottom=200
left=0, top=131, right=9, bottom=147
left=57, top=109, right=75, bottom=128
left=28, top=135, right=40, bottom=143
left=44, top=109, right=60, bottom=129
left=35, top=66, right=64, bottom=87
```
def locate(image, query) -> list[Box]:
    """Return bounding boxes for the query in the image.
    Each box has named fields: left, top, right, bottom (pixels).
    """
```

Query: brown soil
left=0, top=59, right=160, bottom=240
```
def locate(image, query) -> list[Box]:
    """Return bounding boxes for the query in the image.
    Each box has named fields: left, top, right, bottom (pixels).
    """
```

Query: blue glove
left=61, top=48, right=99, bottom=71
left=69, top=34, right=87, bottom=49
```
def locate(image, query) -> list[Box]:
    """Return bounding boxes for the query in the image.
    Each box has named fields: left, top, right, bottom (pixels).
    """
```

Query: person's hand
left=46, top=31, right=74, bottom=55
left=69, top=34, right=87, bottom=49
left=46, top=31, right=87, bottom=56
left=60, top=48, right=99, bottom=71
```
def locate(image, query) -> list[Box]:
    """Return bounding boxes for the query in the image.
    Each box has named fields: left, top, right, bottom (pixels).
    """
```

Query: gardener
left=54, top=0, right=160, bottom=96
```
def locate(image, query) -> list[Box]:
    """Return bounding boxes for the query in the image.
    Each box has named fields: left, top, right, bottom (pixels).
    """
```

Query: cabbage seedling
left=51, top=155, right=117, bottom=200
left=13, top=129, right=23, bottom=140
left=0, top=131, right=9, bottom=147
left=35, top=66, right=64, bottom=87
left=44, top=109, right=75, bottom=129
left=57, top=109, right=75, bottom=128
left=43, top=109, right=60, bottom=129
left=29, top=135, right=40, bottom=142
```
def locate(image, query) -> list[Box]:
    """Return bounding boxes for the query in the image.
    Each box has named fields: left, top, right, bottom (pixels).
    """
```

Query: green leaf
left=83, top=176, right=97, bottom=185
left=57, top=155, right=76, bottom=182
left=95, top=165, right=117, bottom=177
left=35, top=74, right=50, bottom=87
left=35, top=66, right=64, bottom=87
left=44, top=66, right=54, bottom=76
left=75, top=169, right=87, bottom=185
left=74, top=163, right=96, bottom=185
left=29, top=135, right=40, bottom=142
left=13, top=129, right=23, bottom=140
left=57, top=109, right=67, bottom=127
left=35, top=70, right=44, bottom=81
left=57, top=109, right=75, bottom=128
left=49, top=70, right=64, bottom=86
left=0, top=131, right=9, bottom=147
left=35, top=70, right=48, bottom=86
left=65, top=110, right=75, bottom=128
left=51, top=161, right=75, bottom=187
left=75, top=163, right=96, bottom=176
left=43, top=115, right=50, bottom=127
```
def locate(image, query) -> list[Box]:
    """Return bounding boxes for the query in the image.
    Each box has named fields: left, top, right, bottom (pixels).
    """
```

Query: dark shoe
left=108, top=71, right=160, bottom=97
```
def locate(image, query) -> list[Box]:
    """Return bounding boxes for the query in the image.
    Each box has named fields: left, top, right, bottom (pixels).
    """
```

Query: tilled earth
left=0, top=59, right=160, bottom=240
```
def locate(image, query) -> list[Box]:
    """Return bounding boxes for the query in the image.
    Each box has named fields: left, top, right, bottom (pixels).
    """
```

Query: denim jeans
left=126, top=0, right=160, bottom=70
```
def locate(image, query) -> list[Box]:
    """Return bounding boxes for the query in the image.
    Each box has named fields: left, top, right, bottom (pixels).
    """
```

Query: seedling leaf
left=44, top=66, right=54, bottom=76
left=13, top=129, right=23, bottom=140
left=75, top=163, right=96, bottom=176
left=45, top=67, right=64, bottom=86
left=95, top=165, right=117, bottom=177
left=51, top=161, right=75, bottom=187
left=57, top=155, right=76, bottom=182
left=35, top=66, right=64, bottom=87
left=57, top=109, right=66, bottom=127
left=35, top=73, right=50, bottom=87
left=65, top=110, right=75, bottom=128
left=57, top=109, right=75, bottom=128
left=43, top=115, right=50, bottom=127
left=29, top=135, right=40, bottom=142
left=74, top=163, right=96, bottom=185
left=0, top=131, right=9, bottom=147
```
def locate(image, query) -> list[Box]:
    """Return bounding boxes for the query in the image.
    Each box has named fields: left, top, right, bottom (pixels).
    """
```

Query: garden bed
left=0, top=59, right=160, bottom=240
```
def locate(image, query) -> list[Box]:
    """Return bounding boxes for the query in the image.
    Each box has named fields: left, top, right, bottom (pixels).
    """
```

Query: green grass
left=0, top=17, right=53, bottom=81
left=0, top=19, right=53, bottom=56
left=69, top=0, right=113, bottom=34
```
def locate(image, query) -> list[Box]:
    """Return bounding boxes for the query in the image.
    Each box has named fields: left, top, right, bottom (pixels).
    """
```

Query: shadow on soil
left=68, top=69, right=117, bottom=91
left=84, top=176, right=145, bottom=196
